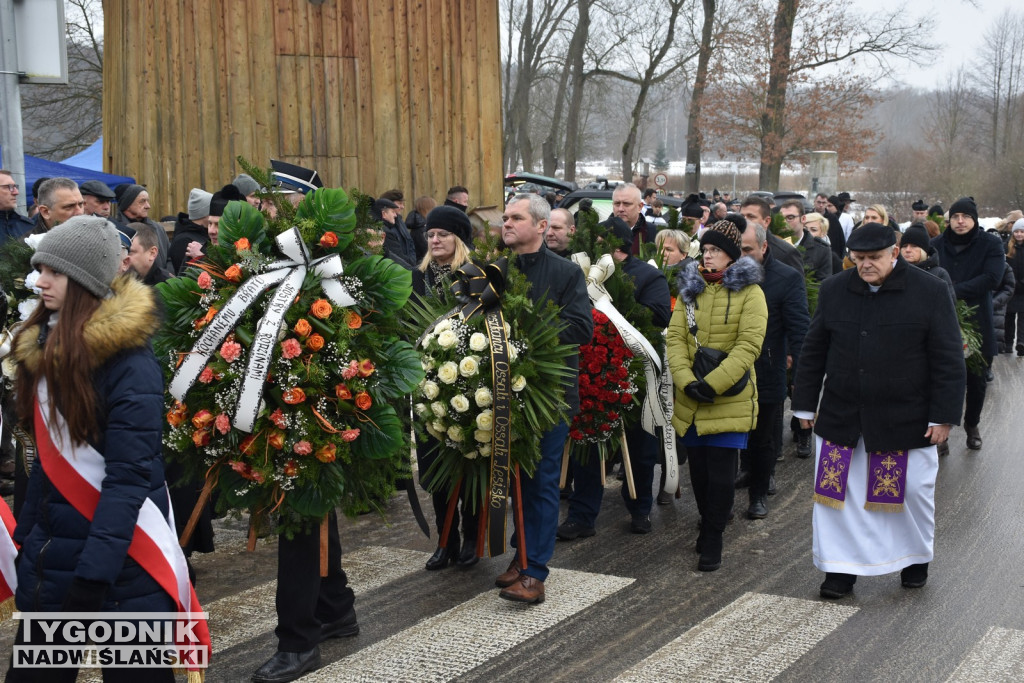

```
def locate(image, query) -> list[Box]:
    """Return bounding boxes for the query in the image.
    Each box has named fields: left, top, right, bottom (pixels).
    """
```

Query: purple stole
left=813, top=439, right=908, bottom=513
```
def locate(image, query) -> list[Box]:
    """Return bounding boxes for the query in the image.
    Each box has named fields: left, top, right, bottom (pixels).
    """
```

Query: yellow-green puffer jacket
left=666, top=257, right=768, bottom=436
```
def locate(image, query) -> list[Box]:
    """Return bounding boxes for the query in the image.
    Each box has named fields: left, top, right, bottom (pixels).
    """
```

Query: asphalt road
left=3, top=356, right=1023, bottom=682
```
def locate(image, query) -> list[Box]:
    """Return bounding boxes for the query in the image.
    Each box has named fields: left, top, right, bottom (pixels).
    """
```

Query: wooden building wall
left=102, top=0, right=503, bottom=217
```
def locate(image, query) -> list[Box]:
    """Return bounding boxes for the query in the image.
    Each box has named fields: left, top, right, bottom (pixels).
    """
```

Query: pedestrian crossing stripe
left=613, top=592, right=858, bottom=682
left=946, top=626, right=1024, bottom=682
left=301, top=567, right=635, bottom=682
left=207, top=546, right=430, bottom=652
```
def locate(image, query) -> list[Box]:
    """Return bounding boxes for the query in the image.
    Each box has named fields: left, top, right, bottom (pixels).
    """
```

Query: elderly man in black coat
left=931, top=197, right=1005, bottom=450
left=738, top=221, right=809, bottom=519
left=792, top=223, right=966, bottom=600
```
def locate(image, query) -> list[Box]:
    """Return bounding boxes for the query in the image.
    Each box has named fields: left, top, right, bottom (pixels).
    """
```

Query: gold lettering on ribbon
left=485, top=311, right=513, bottom=556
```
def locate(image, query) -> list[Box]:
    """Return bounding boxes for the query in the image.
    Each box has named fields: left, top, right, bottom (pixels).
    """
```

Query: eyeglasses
left=0, top=184, right=18, bottom=193
left=426, top=230, right=454, bottom=241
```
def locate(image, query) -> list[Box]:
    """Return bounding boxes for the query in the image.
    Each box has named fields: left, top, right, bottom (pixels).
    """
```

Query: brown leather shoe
left=494, top=558, right=521, bottom=588
left=499, top=574, right=545, bottom=604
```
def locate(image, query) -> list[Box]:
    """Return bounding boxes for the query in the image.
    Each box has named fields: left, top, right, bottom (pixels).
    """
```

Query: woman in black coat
left=1005, top=219, right=1024, bottom=355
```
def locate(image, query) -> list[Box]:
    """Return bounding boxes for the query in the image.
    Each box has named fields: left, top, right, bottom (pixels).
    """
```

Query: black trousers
left=687, top=445, right=737, bottom=534
left=1005, top=311, right=1024, bottom=350
left=964, top=355, right=993, bottom=428
left=748, top=401, right=783, bottom=498
left=417, top=435, right=478, bottom=550
left=275, top=510, right=355, bottom=652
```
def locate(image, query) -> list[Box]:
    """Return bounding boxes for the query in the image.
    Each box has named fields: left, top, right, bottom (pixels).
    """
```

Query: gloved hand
left=684, top=380, right=716, bottom=403
left=62, top=577, right=109, bottom=613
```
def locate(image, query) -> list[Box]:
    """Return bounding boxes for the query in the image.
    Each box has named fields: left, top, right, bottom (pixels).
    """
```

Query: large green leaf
left=218, top=200, right=269, bottom=250
left=287, top=465, right=346, bottom=519
left=346, top=255, right=412, bottom=315
left=373, top=340, right=425, bottom=400
left=296, top=188, right=356, bottom=249
left=350, top=403, right=403, bottom=460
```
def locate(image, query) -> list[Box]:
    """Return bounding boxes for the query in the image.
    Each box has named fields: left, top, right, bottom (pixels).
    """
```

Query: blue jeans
left=515, top=421, right=568, bottom=581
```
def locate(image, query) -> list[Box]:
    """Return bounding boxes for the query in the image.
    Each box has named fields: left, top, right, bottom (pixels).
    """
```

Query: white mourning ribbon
left=570, top=253, right=669, bottom=436
left=169, top=226, right=357, bottom=432
left=658, top=342, right=678, bottom=493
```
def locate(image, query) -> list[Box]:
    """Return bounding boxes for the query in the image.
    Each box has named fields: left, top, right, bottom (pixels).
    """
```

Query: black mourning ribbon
left=450, top=258, right=507, bottom=322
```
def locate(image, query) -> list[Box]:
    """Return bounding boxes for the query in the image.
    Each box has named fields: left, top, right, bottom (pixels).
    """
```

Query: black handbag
left=685, top=301, right=749, bottom=397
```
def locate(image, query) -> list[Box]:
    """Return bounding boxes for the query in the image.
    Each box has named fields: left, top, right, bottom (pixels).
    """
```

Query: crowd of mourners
left=0, top=164, right=1016, bottom=681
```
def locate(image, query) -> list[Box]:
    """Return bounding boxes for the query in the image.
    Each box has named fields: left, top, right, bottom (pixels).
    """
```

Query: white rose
left=435, top=319, right=452, bottom=332
left=437, top=329, right=458, bottom=349
left=469, top=333, right=488, bottom=352
left=450, top=394, right=470, bottom=413
left=508, top=344, right=518, bottom=361
left=421, top=356, right=435, bottom=372
left=24, top=234, right=44, bottom=250
left=479, top=443, right=492, bottom=457
left=504, top=322, right=512, bottom=336
left=512, top=375, right=527, bottom=392
left=18, top=298, right=38, bottom=322
left=459, top=356, right=479, bottom=377
left=432, top=419, right=446, bottom=434
left=474, top=387, right=493, bottom=408
left=474, top=429, right=491, bottom=443
left=422, top=380, right=440, bottom=399
left=447, top=425, right=463, bottom=442
left=464, top=450, right=479, bottom=460
left=426, top=424, right=441, bottom=439
left=431, top=401, right=447, bottom=418
left=476, top=410, right=493, bottom=431
left=414, top=403, right=428, bottom=417
left=437, top=362, right=459, bottom=384
left=24, top=270, right=40, bottom=293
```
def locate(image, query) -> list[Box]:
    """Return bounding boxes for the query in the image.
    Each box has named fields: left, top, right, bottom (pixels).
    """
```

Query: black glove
left=62, top=577, right=109, bottom=613
left=684, top=380, right=716, bottom=403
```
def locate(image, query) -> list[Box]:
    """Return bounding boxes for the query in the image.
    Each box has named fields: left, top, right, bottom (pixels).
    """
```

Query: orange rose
left=192, top=429, right=211, bottom=447
left=240, top=435, right=259, bottom=456
left=235, top=237, right=251, bottom=251
left=357, top=359, right=375, bottom=377
left=167, top=403, right=188, bottom=428
left=335, top=383, right=352, bottom=400
left=310, top=299, right=333, bottom=319
left=306, top=334, right=325, bottom=352
left=194, top=307, right=218, bottom=330
left=191, top=409, right=215, bottom=430
left=319, top=232, right=338, bottom=248
left=267, top=431, right=286, bottom=450
left=355, top=391, right=373, bottom=410
left=283, top=387, right=307, bottom=404
left=283, top=460, right=299, bottom=477
left=345, top=312, right=362, bottom=329
left=316, top=443, right=337, bottom=463
left=293, top=318, right=312, bottom=338
left=224, top=264, right=243, bottom=283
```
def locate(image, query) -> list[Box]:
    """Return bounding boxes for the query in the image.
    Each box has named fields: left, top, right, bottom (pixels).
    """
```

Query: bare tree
left=975, top=10, right=1024, bottom=162
left=20, top=0, right=104, bottom=159
left=924, top=70, right=981, bottom=200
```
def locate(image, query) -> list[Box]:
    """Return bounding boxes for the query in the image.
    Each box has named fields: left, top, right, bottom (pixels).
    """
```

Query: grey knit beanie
left=31, top=216, right=123, bottom=298
left=232, top=173, right=260, bottom=197
left=188, top=188, right=213, bottom=220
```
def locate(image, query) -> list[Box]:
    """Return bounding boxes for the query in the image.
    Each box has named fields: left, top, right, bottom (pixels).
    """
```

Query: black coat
left=824, top=211, right=846, bottom=260
left=796, top=230, right=833, bottom=281
left=620, top=255, right=672, bottom=328
left=407, top=210, right=429, bottom=263
left=768, top=233, right=804, bottom=273
left=515, top=245, right=593, bottom=415
left=0, top=209, right=33, bottom=247
left=932, top=227, right=1006, bottom=358
left=169, top=212, right=209, bottom=274
left=792, top=258, right=966, bottom=451
left=754, top=250, right=809, bottom=403
left=1008, top=247, right=1024, bottom=314
left=992, top=262, right=1015, bottom=346
left=911, top=248, right=955, bottom=301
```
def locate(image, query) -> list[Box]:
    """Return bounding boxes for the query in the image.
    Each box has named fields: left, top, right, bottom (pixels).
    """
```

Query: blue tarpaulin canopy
left=60, top=137, right=105, bottom=170
left=2, top=139, right=136, bottom=206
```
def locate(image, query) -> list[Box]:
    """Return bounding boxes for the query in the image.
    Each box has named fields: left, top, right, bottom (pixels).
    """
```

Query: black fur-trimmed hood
left=677, top=256, right=763, bottom=304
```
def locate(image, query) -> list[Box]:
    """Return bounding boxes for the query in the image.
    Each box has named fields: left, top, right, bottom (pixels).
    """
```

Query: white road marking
left=614, top=592, right=858, bottom=682
left=206, top=545, right=429, bottom=651
left=946, top=627, right=1024, bottom=682
left=301, top=567, right=635, bottom=682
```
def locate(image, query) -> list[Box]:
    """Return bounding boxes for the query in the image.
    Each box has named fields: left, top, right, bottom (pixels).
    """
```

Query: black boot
left=425, top=545, right=456, bottom=570
left=746, top=493, right=768, bottom=519
left=900, top=563, right=928, bottom=588
left=252, top=648, right=321, bottom=683
left=819, top=572, right=856, bottom=599
left=456, top=536, right=479, bottom=567
left=697, top=528, right=722, bottom=572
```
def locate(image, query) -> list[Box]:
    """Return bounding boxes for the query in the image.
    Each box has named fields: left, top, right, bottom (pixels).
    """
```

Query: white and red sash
left=34, top=379, right=210, bottom=679
left=0, top=497, right=17, bottom=620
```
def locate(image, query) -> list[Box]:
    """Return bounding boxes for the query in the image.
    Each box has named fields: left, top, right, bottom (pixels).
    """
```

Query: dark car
left=557, top=190, right=685, bottom=222
left=504, top=172, right=578, bottom=199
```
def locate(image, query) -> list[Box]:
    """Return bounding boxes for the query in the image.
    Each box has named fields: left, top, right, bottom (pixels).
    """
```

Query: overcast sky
left=860, top=0, right=1014, bottom=87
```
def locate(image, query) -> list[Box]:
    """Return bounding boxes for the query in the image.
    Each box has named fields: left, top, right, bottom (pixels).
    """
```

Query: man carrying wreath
left=792, top=222, right=966, bottom=599
left=494, top=194, right=592, bottom=604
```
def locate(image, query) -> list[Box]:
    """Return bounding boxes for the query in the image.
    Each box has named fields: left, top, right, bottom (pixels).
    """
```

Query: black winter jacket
left=12, top=278, right=175, bottom=614
left=0, top=209, right=33, bottom=247
left=792, top=258, right=966, bottom=451
left=1006, top=246, right=1024, bottom=314
left=992, top=262, right=1015, bottom=347
left=169, top=212, right=209, bottom=274
left=754, top=250, right=809, bottom=403
left=620, top=255, right=672, bottom=328
left=911, top=248, right=955, bottom=301
left=515, top=245, right=593, bottom=415
left=932, top=227, right=1006, bottom=358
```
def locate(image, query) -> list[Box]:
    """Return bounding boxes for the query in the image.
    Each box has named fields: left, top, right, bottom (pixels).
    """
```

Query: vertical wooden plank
left=474, top=0, right=503, bottom=206
left=352, top=0, right=376, bottom=192
left=248, top=1, right=277, bottom=169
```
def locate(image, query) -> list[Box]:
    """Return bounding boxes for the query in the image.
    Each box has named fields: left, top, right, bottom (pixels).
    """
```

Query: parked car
left=504, top=172, right=578, bottom=199
left=557, top=190, right=684, bottom=222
